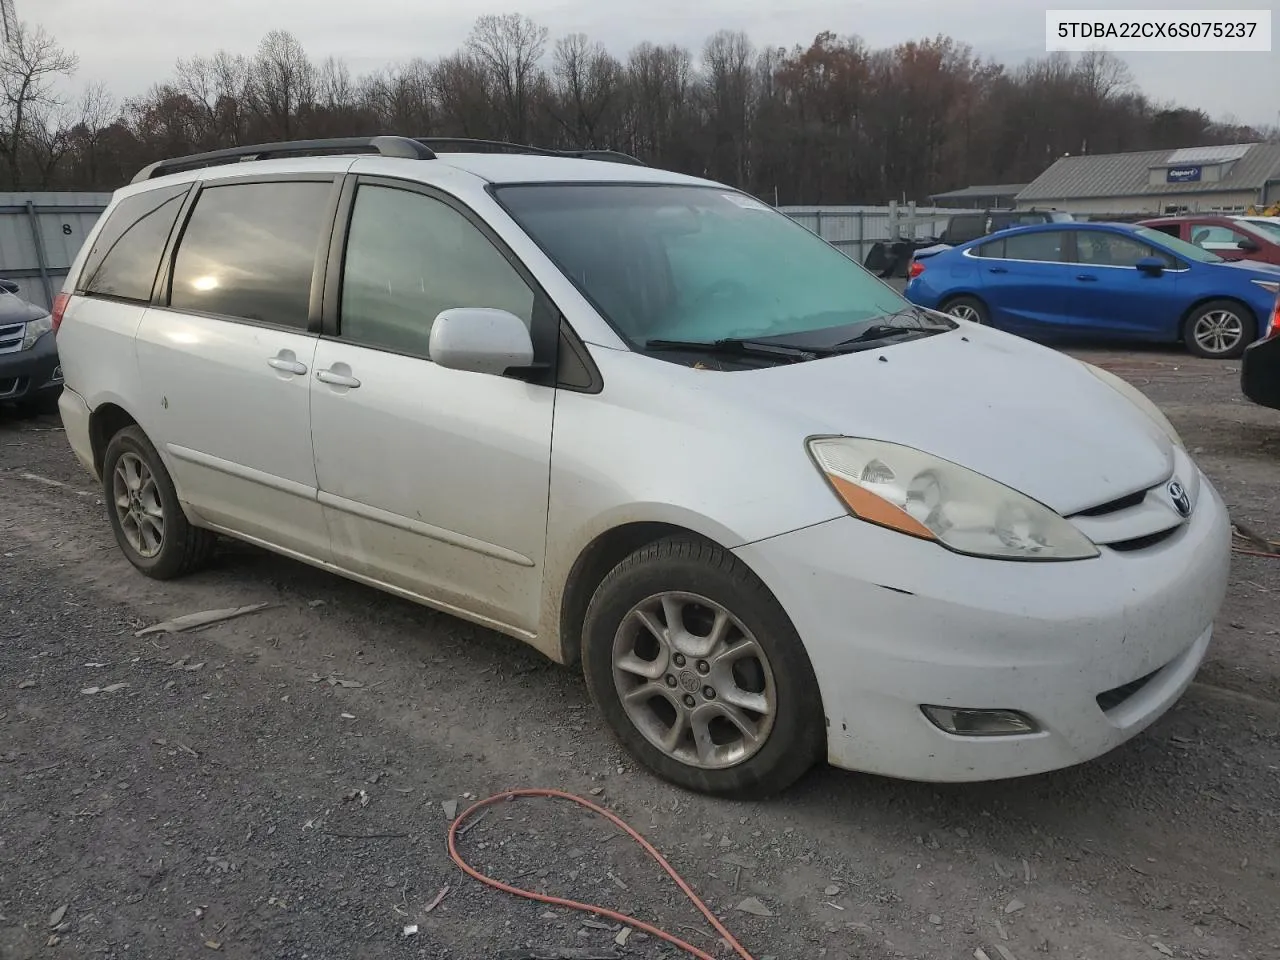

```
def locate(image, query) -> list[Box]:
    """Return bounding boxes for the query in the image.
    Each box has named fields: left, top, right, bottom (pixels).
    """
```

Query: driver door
left=1070, top=230, right=1183, bottom=339
left=309, top=176, right=558, bottom=635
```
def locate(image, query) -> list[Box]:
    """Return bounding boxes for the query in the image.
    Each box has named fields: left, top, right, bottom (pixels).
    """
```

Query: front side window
left=495, top=184, right=917, bottom=348
left=1132, top=225, right=1222, bottom=264
left=1075, top=232, right=1171, bottom=268
left=339, top=185, right=535, bottom=357
left=170, top=180, right=332, bottom=329
left=1001, top=230, right=1069, bottom=263
left=81, top=184, right=190, bottom=302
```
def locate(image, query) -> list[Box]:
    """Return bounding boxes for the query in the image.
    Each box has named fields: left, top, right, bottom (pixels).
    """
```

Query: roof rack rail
left=130, top=136, right=437, bottom=184
left=413, top=138, right=645, bottom=166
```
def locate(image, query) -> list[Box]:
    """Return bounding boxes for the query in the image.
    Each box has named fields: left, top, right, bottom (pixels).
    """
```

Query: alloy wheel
left=948, top=303, right=981, bottom=323
left=611, top=591, right=777, bottom=770
left=1192, top=309, right=1244, bottom=356
left=112, top=452, right=165, bottom=558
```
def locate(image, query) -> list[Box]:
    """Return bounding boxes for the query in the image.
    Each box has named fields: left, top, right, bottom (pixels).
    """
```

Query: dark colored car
left=1241, top=297, right=1280, bottom=409
left=1140, top=215, right=1280, bottom=267
left=0, top=279, right=62, bottom=412
left=940, top=208, right=1073, bottom=246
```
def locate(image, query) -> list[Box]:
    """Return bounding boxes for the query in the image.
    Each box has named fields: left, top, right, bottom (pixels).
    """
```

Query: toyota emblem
left=1168, top=480, right=1191, bottom=517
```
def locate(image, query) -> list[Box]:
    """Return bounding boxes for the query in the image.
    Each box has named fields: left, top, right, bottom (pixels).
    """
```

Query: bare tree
left=701, top=30, right=755, bottom=185
left=550, top=33, right=622, bottom=147
left=0, top=21, right=78, bottom=187
left=246, top=29, right=316, bottom=140
left=467, top=13, right=548, bottom=142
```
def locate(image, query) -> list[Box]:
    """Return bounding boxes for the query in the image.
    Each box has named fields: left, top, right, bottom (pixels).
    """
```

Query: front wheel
left=581, top=536, right=825, bottom=797
left=1184, top=299, right=1256, bottom=359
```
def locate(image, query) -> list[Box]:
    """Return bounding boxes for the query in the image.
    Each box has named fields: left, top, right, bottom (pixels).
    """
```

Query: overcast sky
left=33, top=0, right=1280, bottom=128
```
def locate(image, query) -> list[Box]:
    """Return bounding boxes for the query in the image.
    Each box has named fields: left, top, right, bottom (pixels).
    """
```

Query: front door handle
left=267, top=357, right=307, bottom=375
left=1076, top=274, right=1099, bottom=282
left=316, top=367, right=361, bottom=389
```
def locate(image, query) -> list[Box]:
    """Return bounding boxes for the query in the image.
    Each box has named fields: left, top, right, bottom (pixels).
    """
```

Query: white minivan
left=53, top=136, right=1231, bottom=796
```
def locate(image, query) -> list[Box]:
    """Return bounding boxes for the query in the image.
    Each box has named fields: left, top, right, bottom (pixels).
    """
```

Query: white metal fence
left=0, top=193, right=112, bottom=311
left=778, top=203, right=981, bottom=263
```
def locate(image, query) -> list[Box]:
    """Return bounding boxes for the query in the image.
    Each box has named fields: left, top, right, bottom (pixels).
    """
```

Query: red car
left=1139, top=215, right=1280, bottom=266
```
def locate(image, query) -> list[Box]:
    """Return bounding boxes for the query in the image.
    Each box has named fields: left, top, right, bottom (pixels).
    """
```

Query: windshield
left=1133, top=225, right=1223, bottom=263
left=495, top=184, right=930, bottom=349
left=1243, top=218, right=1280, bottom=240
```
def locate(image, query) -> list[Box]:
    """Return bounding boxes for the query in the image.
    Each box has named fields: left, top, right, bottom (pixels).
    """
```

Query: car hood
left=0, top=292, right=48, bottom=324
left=1219, top=258, right=1280, bottom=278
left=738, top=324, right=1175, bottom=516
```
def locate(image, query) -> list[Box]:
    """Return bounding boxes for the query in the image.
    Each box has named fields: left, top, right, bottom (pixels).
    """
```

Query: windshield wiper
left=833, top=317, right=946, bottom=350
left=644, top=338, right=835, bottom=362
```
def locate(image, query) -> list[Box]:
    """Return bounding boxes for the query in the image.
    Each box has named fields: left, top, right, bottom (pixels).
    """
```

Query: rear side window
left=972, top=238, right=1005, bottom=258
left=79, top=184, right=190, bottom=302
left=170, top=180, right=332, bottom=329
left=1002, top=230, right=1069, bottom=263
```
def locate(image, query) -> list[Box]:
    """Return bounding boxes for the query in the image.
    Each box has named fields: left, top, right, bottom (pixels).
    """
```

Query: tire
left=102, top=425, right=217, bottom=579
left=1184, top=299, right=1256, bottom=359
left=940, top=294, right=988, bottom=325
left=581, top=536, right=825, bottom=797
left=16, top=391, right=60, bottom=417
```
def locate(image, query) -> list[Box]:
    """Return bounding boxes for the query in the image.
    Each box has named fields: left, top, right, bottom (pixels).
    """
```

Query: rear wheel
left=582, top=536, right=825, bottom=797
left=1184, top=299, right=1256, bottom=359
left=941, top=295, right=988, bottom=325
left=103, top=425, right=217, bottom=579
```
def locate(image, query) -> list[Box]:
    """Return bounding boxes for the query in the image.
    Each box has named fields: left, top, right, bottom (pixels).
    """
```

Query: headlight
left=1079, top=361, right=1183, bottom=449
left=808, top=437, right=1099, bottom=561
left=21, top=314, right=52, bottom=350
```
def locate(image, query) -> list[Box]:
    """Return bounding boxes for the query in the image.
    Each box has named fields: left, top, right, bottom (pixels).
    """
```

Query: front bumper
left=1241, top=333, right=1280, bottom=409
left=734, top=473, right=1231, bottom=782
left=0, top=331, right=62, bottom=401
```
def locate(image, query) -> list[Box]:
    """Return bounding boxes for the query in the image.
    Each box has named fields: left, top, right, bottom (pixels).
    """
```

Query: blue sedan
left=903, top=222, right=1280, bottom=358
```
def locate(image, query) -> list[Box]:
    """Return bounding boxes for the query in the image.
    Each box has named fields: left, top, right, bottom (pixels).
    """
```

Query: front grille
left=1073, top=490, right=1147, bottom=517
left=1096, top=667, right=1161, bottom=712
left=1107, top=526, right=1179, bottom=552
left=0, top=321, right=22, bottom=354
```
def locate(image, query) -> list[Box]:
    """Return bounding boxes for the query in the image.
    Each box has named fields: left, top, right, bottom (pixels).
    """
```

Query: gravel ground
left=1, top=346, right=1278, bottom=960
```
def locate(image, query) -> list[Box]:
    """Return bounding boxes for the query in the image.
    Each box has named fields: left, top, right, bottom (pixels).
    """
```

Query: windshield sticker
left=722, top=193, right=771, bottom=211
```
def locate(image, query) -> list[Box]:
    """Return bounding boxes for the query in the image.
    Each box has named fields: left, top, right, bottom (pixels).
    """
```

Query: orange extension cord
left=447, top=789, right=757, bottom=960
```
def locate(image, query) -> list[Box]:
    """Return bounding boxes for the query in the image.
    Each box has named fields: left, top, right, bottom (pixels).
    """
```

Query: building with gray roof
left=1014, top=142, right=1280, bottom=216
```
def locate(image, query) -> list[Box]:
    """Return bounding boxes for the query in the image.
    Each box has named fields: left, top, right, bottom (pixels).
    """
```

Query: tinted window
left=945, top=215, right=984, bottom=243
left=340, top=184, right=534, bottom=357
left=1001, top=230, right=1068, bottom=262
left=1147, top=223, right=1181, bottom=239
left=1076, top=232, right=1170, bottom=267
left=81, top=185, right=190, bottom=302
left=170, top=181, right=331, bottom=329
left=972, top=238, right=1005, bottom=258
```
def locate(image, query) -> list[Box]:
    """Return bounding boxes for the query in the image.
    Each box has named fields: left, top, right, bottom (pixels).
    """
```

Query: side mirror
left=1238, top=237, right=1260, bottom=252
left=429, top=308, right=534, bottom=377
left=0, top=278, right=18, bottom=294
left=1135, top=256, right=1166, bottom=275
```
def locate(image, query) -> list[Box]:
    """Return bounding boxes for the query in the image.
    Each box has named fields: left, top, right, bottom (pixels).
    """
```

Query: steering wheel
left=692, top=278, right=750, bottom=308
